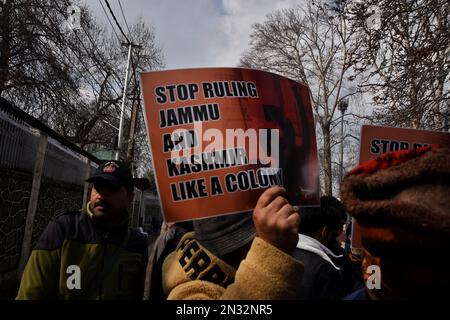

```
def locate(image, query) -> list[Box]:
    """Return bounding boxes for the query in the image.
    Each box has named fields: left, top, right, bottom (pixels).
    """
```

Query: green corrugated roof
left=91, top=149, right=116, bottom=160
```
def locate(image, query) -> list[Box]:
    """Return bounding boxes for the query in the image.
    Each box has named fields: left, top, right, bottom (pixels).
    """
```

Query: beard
left=89, top=199, right=125, bottom=227
left=90, top=199, right=112, bottom=217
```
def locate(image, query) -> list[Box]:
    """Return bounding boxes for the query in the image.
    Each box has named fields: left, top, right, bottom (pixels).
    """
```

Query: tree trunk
left=0, top=1, right=12, bottom=95
left=322, top=125, right=333, bottom=196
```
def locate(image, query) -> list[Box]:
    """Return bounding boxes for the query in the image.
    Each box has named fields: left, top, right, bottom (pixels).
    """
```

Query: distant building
left=92, top=149, right=116, bottom=160
left=142, top=193, right=163, bottom=235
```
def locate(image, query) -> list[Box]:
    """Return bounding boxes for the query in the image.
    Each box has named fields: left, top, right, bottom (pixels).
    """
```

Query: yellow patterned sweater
left=162, top=232, right=304, bottom=300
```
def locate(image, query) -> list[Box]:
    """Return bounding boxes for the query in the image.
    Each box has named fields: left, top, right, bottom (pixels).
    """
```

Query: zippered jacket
left=16, top=206, right=148, bottom=300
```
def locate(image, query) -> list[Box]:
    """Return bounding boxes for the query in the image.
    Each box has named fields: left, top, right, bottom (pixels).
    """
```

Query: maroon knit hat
left=340, top=145, right=450, bottom=259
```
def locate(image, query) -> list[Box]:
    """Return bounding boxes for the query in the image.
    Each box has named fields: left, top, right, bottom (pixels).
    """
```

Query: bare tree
left=348, top=0, right=450, bottom=130
left=0, top=0, right=82, bottom=113
left=0, top=0, right=164, bottom=156
left=240, top=0, right=356, bottom=195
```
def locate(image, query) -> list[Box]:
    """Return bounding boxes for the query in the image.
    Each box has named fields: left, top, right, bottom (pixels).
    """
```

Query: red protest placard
left=140, top=68, right=319, bottom=222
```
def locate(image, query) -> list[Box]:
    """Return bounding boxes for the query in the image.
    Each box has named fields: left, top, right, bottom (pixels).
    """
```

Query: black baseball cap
left=86, top=160, right=134, bottom=192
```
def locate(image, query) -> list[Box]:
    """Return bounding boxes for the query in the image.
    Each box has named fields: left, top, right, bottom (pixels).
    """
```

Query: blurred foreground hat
left=86, top=160, right=134, bottom=192
left=194, top=211, right=256, bottom=257
left=340, top=145, right=450, bottom=258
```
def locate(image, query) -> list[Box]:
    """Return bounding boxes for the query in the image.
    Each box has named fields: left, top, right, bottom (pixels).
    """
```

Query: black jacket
left=17, top=209, right=148, bottom=300
left=293, top=244, right=346, bottom=300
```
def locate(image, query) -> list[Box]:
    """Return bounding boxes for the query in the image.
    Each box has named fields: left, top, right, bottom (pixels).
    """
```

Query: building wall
left=0, top=168, right=84, bottom=299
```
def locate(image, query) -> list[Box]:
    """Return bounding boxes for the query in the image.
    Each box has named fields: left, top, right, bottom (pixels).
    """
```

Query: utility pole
left=126, top=89, right=141, bottom=166
left=338, top=98, right=351, bottom=254
left=116, top=42, right=142, bottom=161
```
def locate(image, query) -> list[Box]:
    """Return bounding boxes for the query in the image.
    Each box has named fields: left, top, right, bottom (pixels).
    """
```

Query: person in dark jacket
left=16, top=160, right=148, bottom=300
left=144, top=220, right=193, bottom=300
left=293, top=196, right=347, bottom=300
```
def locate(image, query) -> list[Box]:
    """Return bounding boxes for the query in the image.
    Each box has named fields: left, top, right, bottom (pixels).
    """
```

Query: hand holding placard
left=253, top=186, right=300, bottom=254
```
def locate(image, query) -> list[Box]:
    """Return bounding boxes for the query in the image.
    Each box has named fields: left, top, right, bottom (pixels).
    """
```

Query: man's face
left=89, top=180, right=134, bottom=223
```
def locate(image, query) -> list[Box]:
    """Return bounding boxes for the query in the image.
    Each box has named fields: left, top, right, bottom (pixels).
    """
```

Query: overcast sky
left=86, top=0, right=305, bottom=70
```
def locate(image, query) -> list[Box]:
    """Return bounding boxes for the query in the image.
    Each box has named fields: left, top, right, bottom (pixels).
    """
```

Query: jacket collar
left=296, top=234, right=343, bottom=270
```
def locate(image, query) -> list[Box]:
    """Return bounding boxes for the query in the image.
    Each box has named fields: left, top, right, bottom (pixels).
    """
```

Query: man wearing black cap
left=86, top=161, right=136, bottom=226
left=16, top=161, right=148, bottom=300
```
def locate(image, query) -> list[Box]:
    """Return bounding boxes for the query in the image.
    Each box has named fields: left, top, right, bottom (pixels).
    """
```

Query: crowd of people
left=15, top=145, right=450, bottom=300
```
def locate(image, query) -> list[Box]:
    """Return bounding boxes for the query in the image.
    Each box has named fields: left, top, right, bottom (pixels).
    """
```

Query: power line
left=50, top=0, right=125, bottom=98
left=31, top=0, right=126, bottom=118
left=34, top=35, right=121, bottom=120
left=88, top=0, right=143, bottom=160
left=104, top=0, right=131, bottom=44
left=98, top=0, right=121, bottom=42
left=98, top=0, right=142, bottom=114
left=32, top=2, right=106, bottom=88
left=70, top=19, right=124, bottom=90
left=78, top=30, right=124, bottom=90
left=100, top=0, right=138, bottom=100
left=117, top=0, right=132, bottom=39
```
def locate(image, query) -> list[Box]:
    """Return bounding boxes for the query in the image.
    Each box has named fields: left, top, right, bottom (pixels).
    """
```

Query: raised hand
left=253, top=186, right=300, bottom=254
